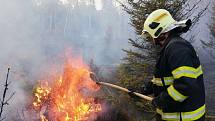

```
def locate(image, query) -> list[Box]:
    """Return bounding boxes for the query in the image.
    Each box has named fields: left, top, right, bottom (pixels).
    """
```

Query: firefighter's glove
left=140, top=84, right=149, bottom=95
left=151, top=96, right=163, bottom=109
left=128, top=88, right=142, bottom=101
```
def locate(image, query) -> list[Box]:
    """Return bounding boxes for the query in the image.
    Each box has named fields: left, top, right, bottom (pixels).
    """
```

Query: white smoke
left=0, top=0, right=135, bottom=120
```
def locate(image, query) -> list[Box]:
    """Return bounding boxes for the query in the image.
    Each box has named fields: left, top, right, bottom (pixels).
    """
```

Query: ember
left=32, top=53, right=102, bottom=121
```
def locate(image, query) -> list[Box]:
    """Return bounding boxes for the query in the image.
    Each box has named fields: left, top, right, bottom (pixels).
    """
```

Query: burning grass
left=31, top=53, right=102, bottom=121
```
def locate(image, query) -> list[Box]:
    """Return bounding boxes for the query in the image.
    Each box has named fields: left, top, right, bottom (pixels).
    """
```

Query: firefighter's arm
left=154, top=42, right=203, bottom=106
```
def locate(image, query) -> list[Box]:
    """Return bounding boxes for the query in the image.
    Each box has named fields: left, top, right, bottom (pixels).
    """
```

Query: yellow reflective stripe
left=167, top=85, right=188, bottom=102
left=151, top=77, right=163, bottom=86
left=156, top=104, right=205, bottom=121
left=163, top=77, right=174, bottom=85
left=151, top=76, right=174, bottom=86
left=182, top=105, right=206, bottom=121
left=172, top=65, right=203, bottom=79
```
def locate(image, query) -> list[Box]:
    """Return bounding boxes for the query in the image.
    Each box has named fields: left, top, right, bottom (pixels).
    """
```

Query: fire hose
left=90, top=73, right=153, bottom=101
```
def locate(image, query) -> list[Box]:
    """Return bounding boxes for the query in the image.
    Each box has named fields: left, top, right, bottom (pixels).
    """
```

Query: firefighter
left=140, top=9, right=206, bottom=121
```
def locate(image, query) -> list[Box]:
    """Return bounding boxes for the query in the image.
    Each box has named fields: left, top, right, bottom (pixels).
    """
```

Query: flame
left=41, top=114, right=48, bottom=121
left=32, top=53, right=101, bottom=121
left=33, top=85, right=51, bottom=109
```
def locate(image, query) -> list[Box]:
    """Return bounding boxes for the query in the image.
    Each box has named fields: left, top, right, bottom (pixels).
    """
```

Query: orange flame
left=33, top=84, right=51, bottom=109
left=32, top=52, right=101, bottom=121
left=41, top=114, right=48, bottom=121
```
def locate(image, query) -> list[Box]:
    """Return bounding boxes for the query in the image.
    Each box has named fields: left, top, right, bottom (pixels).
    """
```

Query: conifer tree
left=202, top=2, right=215, bottom=59
left=116, top=0, right=208, bottom=114
left=211, top=4, right=215, bottom=37
left=117, top=0, right=189, bottom=91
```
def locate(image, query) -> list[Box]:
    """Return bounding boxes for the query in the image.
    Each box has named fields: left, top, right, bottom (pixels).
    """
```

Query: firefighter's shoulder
left=166, top=36, right=192, bottom=53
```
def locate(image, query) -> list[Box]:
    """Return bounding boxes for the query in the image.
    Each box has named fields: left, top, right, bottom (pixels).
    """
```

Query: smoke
left=0, top=0, right=134, bottom=120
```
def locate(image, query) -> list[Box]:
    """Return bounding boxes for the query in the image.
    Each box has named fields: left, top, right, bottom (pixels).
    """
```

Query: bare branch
left=0, top=68, right=15, bottom=120
left=5, top=92, right=15, bottom=104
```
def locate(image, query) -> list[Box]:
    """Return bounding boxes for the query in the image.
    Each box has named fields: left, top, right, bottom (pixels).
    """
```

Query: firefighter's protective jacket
left=145, top=35, right=205, bottom=121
